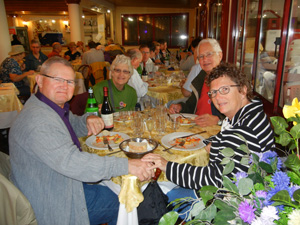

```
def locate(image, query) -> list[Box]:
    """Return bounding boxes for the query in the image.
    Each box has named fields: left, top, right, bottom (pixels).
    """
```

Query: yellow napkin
left=119, top=175, right=144, bottom=212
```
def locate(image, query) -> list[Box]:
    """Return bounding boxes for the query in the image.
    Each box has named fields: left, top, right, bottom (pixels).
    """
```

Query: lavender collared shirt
left=35, top=91, right=82, bottom=151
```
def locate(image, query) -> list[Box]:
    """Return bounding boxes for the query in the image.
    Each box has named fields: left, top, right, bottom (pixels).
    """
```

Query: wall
left=113, top=7, right=196, bottom=47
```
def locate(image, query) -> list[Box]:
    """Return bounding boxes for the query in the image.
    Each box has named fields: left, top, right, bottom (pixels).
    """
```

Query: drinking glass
left=133, top=113, right=143, bottom=137
left=146, top=118, right=154, bottom=138
left=171, top=117, right=180, bottom=132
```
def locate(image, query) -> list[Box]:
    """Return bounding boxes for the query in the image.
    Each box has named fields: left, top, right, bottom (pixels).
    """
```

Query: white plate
left=161, top=132, right=206, bottom=151
left=85, top=132, right=130, bottom=150
left=170, top=113, right=197, bottom=125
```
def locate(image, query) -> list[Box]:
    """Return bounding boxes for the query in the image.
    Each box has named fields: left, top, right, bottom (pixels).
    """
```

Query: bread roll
left=129, top=142, right=147, bottom=153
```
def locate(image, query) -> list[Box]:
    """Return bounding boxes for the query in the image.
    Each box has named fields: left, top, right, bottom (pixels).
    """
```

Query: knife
left=103, top=136, right=113, bottom=152
left=175, top=131, right=207, bottom=139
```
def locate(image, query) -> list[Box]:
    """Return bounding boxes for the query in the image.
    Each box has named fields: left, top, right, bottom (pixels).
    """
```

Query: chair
left=77, top=64, right=92, bottom=90
left=0, top=152, right=37, bottom=225
left=90, top=62, right=110, bottom=84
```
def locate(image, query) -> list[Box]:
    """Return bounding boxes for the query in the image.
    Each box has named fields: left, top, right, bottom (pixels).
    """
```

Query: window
left=121, top=13, right=189, bottom=47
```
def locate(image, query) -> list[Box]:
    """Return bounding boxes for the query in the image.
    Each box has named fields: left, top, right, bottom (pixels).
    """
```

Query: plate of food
left=161, top=132, right=205, bottom=151
left=85, top=131, right=130, bottom=150
left=170, top=113, right=197, bottom=125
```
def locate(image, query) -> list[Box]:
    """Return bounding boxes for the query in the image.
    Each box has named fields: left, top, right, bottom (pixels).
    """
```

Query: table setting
left=146, top=72, right=185, bottom=105
left=0, top=83, right=23, bottom=129
left=79, top=105, right=220, bottom=224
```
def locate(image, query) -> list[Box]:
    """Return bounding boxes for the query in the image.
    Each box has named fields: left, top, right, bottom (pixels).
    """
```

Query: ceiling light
left=107, top=9, right=111, bottom=13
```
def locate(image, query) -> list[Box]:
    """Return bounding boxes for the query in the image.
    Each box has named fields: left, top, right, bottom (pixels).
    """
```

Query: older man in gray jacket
left=9, top=56, right=153, bottom=225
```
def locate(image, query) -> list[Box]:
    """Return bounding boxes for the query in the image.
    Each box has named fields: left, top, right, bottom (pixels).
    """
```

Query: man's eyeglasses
left=198, top=51, right=216, bottom=60
left=207, top=85, right=240, bottom=98
left=113, top=68, right=131, bottom=75
left=142, top=51, right=150, bottom=54
left=41, top=74, right=75, bottom=86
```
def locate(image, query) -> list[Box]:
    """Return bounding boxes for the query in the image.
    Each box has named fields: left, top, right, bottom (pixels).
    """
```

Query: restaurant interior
left=1, top=0, right=300, bottom=224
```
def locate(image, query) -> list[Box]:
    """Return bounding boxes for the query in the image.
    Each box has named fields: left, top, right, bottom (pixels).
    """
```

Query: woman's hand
left=141, top=153, right=168, bottom=172
left=169, top=104, right=182, bottom=114
left=194, top=114, right=219, bottom=127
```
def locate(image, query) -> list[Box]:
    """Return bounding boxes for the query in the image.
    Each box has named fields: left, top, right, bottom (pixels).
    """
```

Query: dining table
left=79, top=110, right=221, bottom=224
left=26, top=72, right=86, bottom=95
left=0, top=83, right=23, bottom=129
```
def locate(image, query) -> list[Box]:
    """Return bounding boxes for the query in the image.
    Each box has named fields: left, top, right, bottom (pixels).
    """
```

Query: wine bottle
left=101, top=86, right=114, bottom=131
left=164, top=53, right=170, bottom=66
left=141, top=65, right=148, bottom=82
left=85, top=87, right=99, bottom=116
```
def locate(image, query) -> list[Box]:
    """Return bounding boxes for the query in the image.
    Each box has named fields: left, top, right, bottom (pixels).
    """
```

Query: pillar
left=0, top=0, right=12, bottom=63
left=66, top=0, right=82, bottom=43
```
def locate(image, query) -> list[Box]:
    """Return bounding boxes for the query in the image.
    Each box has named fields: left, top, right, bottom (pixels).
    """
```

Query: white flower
left=288, top=209, right=300, bottom=225
left=251, top=206, right=279, bottom=225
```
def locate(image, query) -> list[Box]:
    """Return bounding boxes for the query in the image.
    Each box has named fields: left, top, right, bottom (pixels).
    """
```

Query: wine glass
left=146, top=118, right=154, bottom=139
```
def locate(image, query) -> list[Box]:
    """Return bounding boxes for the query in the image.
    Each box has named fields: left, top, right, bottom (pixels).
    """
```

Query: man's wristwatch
left=217, top=119, right=223, bottom=126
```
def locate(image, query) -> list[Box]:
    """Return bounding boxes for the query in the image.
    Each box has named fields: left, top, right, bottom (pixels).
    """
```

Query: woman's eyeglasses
left=197, top=51, right=216, bottom=60
left=208, top=85, right=240, bottom=98
left=113, top=68, right=130, bottom=75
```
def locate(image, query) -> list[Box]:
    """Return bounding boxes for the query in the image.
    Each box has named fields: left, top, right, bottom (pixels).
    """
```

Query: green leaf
left=252, top=153, right=260, bottom=164
left=200, top=186, right=218, bottom=205
left=240, top=156, right=249, bottom=165
left=214, top=207, right=236, bottom=224
left=238, top=178, right=253, bottom=196
left=271, top=190, right=292, bottom=204
left=214, top=199, right=229, bottom=210
left=270, top=116, right=289, bottom=135
left=220, top=157, right=230, bottom=165
left=290, top=124, right=300, bottom=139
left=223, top=176, right=239, bottom=194
left=196, top=204, right=217, bottom=222
left=293, top=189, right=300, bottom=203
left=253, top=182, right=265, bottom=191
left=287, top=171, right=300, bottom=185
left=258, top=161, right=274, bottom=173
left=159, top=211, right=179, bottom=225
left=190, top=201, right=205, bottom=218
left=277, top=133, right=293, bottom=146
left=238, top=144, right=250, bottom=154
left=221, top=148, right=235, bottom=157
left=248, top=173, right=264, bottom=185
left=285, top=154, right=300, bottom=175
left=223, top=160, right=235, bottom=175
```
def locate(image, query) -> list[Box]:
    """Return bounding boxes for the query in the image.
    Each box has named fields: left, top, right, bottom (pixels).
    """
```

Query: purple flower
left=271, top=171, right=290, bottom=189
left=260, top=151, right=282, bottom=170
left=234, top=172, right=248, bottom=186
left=238, top=201, right=256, bottom=223
left=255, top=190, right=268, bottom=208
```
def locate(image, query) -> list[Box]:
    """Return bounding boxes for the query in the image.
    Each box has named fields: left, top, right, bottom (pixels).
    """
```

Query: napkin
left=119, top=175, right=144, bottom=212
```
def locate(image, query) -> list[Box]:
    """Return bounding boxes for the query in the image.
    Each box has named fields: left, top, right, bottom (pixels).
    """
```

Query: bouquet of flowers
left=159, top=98, right=300, bottom=225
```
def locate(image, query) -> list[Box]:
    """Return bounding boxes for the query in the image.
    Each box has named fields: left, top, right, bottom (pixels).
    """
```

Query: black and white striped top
left=166, top=99, right=275, bottom=191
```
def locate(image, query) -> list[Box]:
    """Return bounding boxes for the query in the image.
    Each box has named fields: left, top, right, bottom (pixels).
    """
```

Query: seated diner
left=93, top=54, right=137, bottom=112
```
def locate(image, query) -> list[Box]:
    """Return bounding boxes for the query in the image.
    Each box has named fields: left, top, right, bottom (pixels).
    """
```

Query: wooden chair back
left=90, top=62, right=110, bottom=84
left=77, top=64, right=92, bottom=89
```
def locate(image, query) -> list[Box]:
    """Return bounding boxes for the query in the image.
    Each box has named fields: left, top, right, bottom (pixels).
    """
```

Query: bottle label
left=86, top=111, right=99, bottom=116
left=142, top=75, right=148, bottom=82
left=102, top=114, right=114, bottom=128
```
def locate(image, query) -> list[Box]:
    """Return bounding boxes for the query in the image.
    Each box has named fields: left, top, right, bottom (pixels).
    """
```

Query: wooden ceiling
left=4, top=0, right=198, bottom=16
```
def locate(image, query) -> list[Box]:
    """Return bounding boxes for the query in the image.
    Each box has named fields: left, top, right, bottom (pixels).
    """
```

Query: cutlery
left=106, top=150, right=122, bottom=156
left=103, top=136, right=113, bottom=152
left=167, top=113, right=174, bottom=122
left=175, top=131, right=207, bottom=139
left=162, top=140, right=185, bottom=151
left=179, top=113, right=187, bottom=118
left=159, top=143, right=173, bottom=154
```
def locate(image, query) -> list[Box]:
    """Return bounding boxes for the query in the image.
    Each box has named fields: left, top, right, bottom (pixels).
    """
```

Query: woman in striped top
left=143, top=63, right=275, bottom=194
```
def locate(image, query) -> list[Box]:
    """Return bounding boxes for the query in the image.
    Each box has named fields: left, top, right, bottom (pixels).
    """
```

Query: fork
left=103, top=136, right=113, bottom=152
left=162, top=140, right=185, bottom=152
left=159, top=143, right=173, bottom=154
left=179, top=113, right=187, bottom=118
